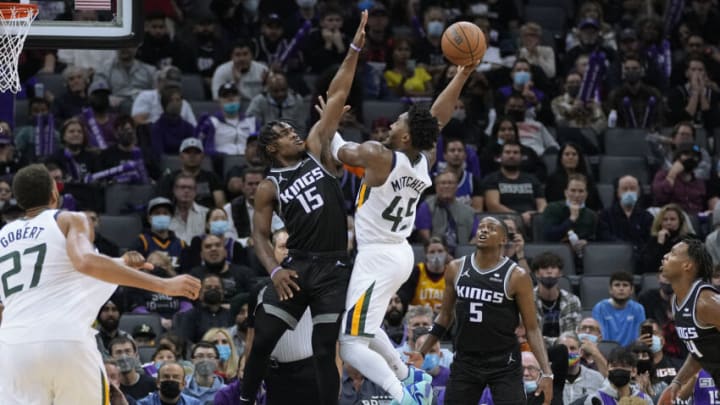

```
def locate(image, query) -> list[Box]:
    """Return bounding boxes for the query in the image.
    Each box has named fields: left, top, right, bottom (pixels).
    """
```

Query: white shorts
left=340, top=242, right=414, bottom=339
left=0, top=340, right=109, bottom=405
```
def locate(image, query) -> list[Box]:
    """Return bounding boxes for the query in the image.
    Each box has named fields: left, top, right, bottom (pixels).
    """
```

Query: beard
left=385, top=309, right=403, bottom=326
left=99, top=317, right=118, bottom=331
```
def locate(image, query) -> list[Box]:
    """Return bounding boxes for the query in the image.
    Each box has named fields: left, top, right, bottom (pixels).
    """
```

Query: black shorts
left=266, top=357, right=319, bottom=405
left=444, top=349, right=525, bottom=405
left=261, top=250, right=351, bottom=329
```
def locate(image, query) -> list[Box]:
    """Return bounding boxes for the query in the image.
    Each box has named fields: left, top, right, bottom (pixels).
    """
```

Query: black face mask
left=203, top=289, right=222, bottom=305
left=636, top=359, right=653, bottom=375
left=566, top=85, right=581, bottom=98
left=159, top=380, right=181, bottom=398
left=507, top=110, right=525, bottom=122
left=385, top=309, right=403, bottom=325
left=659, top=282, right=674, bottom=296
left=538, top=276, right=560, bottom=288
left=608, top=369, right=632, bottom=388
left=238, top=318, right=249, bottom=333
left=624, top=71, right=643, bottom=84
left=682, top=158, right=699, bottom=172
left=89, top=94, right=110, bottom=112
left=116, top=130, right=135, bottom=147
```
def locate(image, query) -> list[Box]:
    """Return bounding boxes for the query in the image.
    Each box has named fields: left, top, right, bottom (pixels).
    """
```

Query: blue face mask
left=620, top=191, right=638, bottom=207
left=565, top=199, right=586, bottom=209
left=421, top=353, right=440, bottom=372
left=497, top=138, right=505, bottom=146
left=154, top=360, right=164, bottom=370
left=216, top=344, right=231, bottom=361
left=151, top=215, right=171, bottom=231
left=524, top=380, right=538, bottom=394
left=650, top=335, right=662, bottom=354
left=577, top=333, right=598, bottom=344
left=209, top=220, right=229, bottom=236
left=223, top=102, right=241, bottom=115
left=514, top=71, right=531, bottom=87
left=427, top=21, right=444, bottom=37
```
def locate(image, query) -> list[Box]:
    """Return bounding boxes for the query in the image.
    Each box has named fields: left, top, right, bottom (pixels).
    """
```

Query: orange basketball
left=656, top=387, right=675, bottom=405
left=441, top=21, right=487, bottom=66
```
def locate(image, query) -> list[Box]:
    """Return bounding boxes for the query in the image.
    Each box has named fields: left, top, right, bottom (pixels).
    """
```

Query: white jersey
left=354, top=151, right=431, bottom=246
left=0, top=210, right=116, bottom=344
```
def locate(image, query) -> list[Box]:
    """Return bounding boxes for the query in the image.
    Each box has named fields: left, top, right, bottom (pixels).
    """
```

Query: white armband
left=331, top=131, right=348, bottom=162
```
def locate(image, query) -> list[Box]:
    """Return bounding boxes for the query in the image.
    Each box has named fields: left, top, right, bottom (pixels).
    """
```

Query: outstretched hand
left=314, top=95, right=351, bottom=119
left=122, top=251, right=153, bottom=271
left=163, top=275, right=201, bottom=300
left=352, top=10, right=368, bottom=49
left=457, top=59, right=481, bottom=76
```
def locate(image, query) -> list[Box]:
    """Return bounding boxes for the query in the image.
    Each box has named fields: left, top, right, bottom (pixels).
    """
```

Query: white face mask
left=426, top=253, right=447, bottom=271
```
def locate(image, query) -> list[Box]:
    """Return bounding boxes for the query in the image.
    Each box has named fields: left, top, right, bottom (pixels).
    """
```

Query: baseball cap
left=88, top=78, right=111, bottom=94
left=218, top=82, right=240, bottom=98
left=369, top=3, right=388, bottom=16
left=157, top=65, right=182, bottom=89
left=619, top=28, right=637, bottom=41
left=146, top=197, right=174, bottom=215
left=578, top=18, right=599, bottom=30
left=263, top=13, right=282, bottom=26
left=179, top=137, right=204, bottom=153
left=132, top=323, right=156, bottom=339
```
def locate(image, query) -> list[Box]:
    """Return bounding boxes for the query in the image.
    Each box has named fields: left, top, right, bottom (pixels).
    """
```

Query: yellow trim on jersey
left=101, top=367, right=109, bottom=405
left=347, top=282, right=375, bottom=337
left=356, top=183, right=371, bottom=209
left=350, top=292, right=367, bottom=335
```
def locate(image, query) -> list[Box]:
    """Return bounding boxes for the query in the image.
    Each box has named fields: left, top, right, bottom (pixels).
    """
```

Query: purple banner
left=280, top=20, right=312, bottom=65
left=578, top=52, right=606, bottom=103
left=82, top=108, right=108, bottom=150
left=35, top=114, right=55, bottom=157
left=663, top=0, right=685, bottom=37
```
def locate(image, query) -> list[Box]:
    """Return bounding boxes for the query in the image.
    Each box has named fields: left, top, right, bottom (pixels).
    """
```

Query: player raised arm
left=430, top=62, right=478, bottom=131
left=59, top=211, right=200, bottom=299
left=305, top=10, right=367, bottom=168
left=511, top=265, right=553, bottom=405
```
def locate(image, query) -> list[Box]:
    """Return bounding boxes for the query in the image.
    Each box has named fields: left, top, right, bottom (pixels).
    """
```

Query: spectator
left=383, top=293, right=406, bottom=347
left=398, top=236, right=449, bottom=313
left=597, top=175, right=654, bottom=269
left=211, top=39, right=269, bottom=104
left=563, top=18, right=617, bottom=77
left=635, top=319, right=683, bottom=385
left=483, top=141, right=547, bottom=228
left=706, top=203, right=720, bottom=265
left=637, top=272, right=675, bottom=341
left=177, top=14, right=228, bottom=90
left=201, top=328, right=240, bottom=381
left=576, top=317, right=608, bottom=375
left=518, top=23, right=555, bottom=79
left=228, top=296, right=249, bottom=355
left=0, top=125, right=26, bottom=177
left=302, top=4, right=348, bottom=74
left=150, top=85, right=196, bottom=160
left=132, top=322, right=157, bottom=347
left=340, top=363, right=391, bottom=404
left=95, top=299, right=131, bottom=355
left=647, top=121, right=713, bottom=181
left=497, top=59, right=547, bottom=120
left=136, top=12, right=186, bottom=69
left=13, top=98, right=61, bottom=162
left=545, top=143, right=602, bottom=210
left=411, top=333, right=450, bottom=389
left=641, top=203, right=697, bottom=274
left=414, top=171, right=478, bottom=252
left=681, top=0, right=720, bottom=44
left=84, top=210, right=119, bottom=256
left=143, top=344, right=177, bottom=378
left=435, top=136, right=483, bottom=211
left=99, top=47, right=156, bottom=110
left=565, top=2, right=617, bottom=52
left=395, top=306, right=453, bottom=368
left=189, top=234, right=253, bottom=305
left=414, top=5, right=447, bottom=78
left=105, top=358, right=139, bottom=404
left=131, top=66, right=197, bottom=126
left=184, top=342, right=226, bottom=403
left=245, top=73, right=305, bottom=133
left=137, top=362, right=201, bottom=405
left=542, top=173, right=598, bottom=256
left=479, top=117, right=547, bottom=181
left=383, top=38, right=433, bottom=98
left=605, top=28, right=667, bottom=92
left=132, top=197, right=186, bottom=269
left=79, top=78, right=118, bottom=149
left=591, top=271, right=646, bottom=347
left=0, top=177, right=14, bottom=212
left=651, top=143, right=706, bottom=215
left=605, top=55, right=665, bottom=129
left=169, top=173, right=210, bottom=245
left=551, top=71, right=607, bottom=133
left=504, top=92, right=559, bottom=156
left=54, top=66, right=89, bottom=121
left=667, top=58, right=720, bottom=132
left=251, top=13, right=291, bottom=72
left=110, top=336, right=158, bottom=400
left=197, top=82, right=258, bottom=156
left=531, top=252, right=583, bottom=345
left=584, top=347, right=653, bottom=405
left=183, top=207, right=244, bottom=268
left=46, top=117, right=100, bottom=182
left=629, top=342, right=666, bottom=404
left=558, top=332, right=605, bottom=405
left=174, top=274, right=233, bottom=344
left=670, top=34, right=720, bottom=88
left=503, top=216, right=531, bottom=271
left=98, top=115, right=159, bottom=181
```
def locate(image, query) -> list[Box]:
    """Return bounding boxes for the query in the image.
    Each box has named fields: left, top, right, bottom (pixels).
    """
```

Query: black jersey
left=267, top=153, right=347, bottom=252
left=454, top=254, right=520, bottom=355
left=673, top=280, right=720, bottom=368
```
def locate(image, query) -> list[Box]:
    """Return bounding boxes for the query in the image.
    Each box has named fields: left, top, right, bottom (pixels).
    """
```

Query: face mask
left=568, top=352, right=581, bottom=367
left=566, top=85, right=580, bottom=98
left=165, top=104, right=182, bottom=116
left=636, top=359, right=652, bottom=375
left=154, top=360, right=164, bottom=370
left=216, top=344, right=231, bottom=361
left=497, top=138, right=505, bottom=146
left=385, top=308, right=403, bottom=325
left=194, top=359, right=216, bottom=376
left=209, top=220, right=229, bottom=236
left=243, top=0, right=259, bottom=13
left=608, top=369, right=632, bottom=388
left=577, top=333, right=598, bottom=344
left=426, top=253, right=447, bottom=271
left=427, top=21, right=444, bottom=37
left=659, top=282, right=674, bottom=296
left=624, top=71, right=642, bottom=84
left=620, top=191, right=638, bottom=207
left=151, top=215, right=171, bottom=232
left=508, top=109, right=526, bottom=122
left=159, top=380, right=181, bottom=398
left=223, top=101, right=241, bottom=115
left=452, top=109, right=466, bottom=121
left=682, top=158, right=698, bottom=172
left=538, top=276, right=559, bottom=288
left=524, top=380, right=538, bottom=394
left=203, top=289, right=222, bottom=305
left=513, top=71, right=531, bottom=87
left=296, top=0, right=317, bottom=8
left=421, top=353, right=440, bottom=372
left=650, top=335, right=662, bottom=353
left=116, top=355, right=137, bottom=374
left=90, top=95, right=110, bottom=112
left=565, top=199, right=586, bottom=209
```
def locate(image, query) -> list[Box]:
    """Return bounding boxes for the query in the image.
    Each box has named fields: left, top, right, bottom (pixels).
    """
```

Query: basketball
left=441, top=21, right=487, bottom=66
left=656, top=388, right=676, bottom=405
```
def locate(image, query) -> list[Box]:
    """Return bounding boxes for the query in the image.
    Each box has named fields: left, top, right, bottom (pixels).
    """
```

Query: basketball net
left=0, top=3, right=38, bottom=93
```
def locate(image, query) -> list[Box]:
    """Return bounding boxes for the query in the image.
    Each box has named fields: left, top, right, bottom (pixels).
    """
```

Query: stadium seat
left=524, top=5, right=566, bottom=31
left=662, top=126, right=707, bottom=150
left=190, top=101, right=218, bottom=117
left=118, top=313, right=163, bottom=342
left=557, top=276, right=572, bottom=292
left=531, top=214, right=545, bottom=242
left=542, top=154, right=557, bottom=175
left=603, top=128, right=649, bottom=156
left=641, top=272, right=660, bottom=293
left=35, top=73, right=66, bottom=99
left=223, top=155, right=248, bottom=177
left=598, top=156, right=649, bottom=184
left=362, top=100, right=407, bottom=129
left=104, top=184, right=156, bottom=216
left=160, top=154, right=213, bottom=173
left=13, top=98, right=29, bottom=126
left=455, top=244, right=475, bottom=258
left=582, top=243, right=634, bottom=275
left=97, top=215, right=143, bottom=251
left=412, top=243, right=424, bottom=266
left=525, top=243, right=576, bottom=276
left=181, top=74, right=207, bottom=101
left=596, top=183, right=615, bottom=209
left=138, top=346, right=156, bottom=364
left=579, top=276, right=610, bottom=310
left=597, top=340, right=621, bottom=359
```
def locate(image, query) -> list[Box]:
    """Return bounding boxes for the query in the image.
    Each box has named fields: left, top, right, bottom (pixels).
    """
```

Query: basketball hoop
left=0, top=2, right=38, bottom=93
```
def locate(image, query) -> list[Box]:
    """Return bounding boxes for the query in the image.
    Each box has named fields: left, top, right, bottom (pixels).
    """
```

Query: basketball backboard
left=12, top=0, right=142, bottom=49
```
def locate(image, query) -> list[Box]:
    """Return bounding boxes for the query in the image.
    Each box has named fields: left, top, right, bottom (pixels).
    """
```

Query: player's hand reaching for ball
left=122, top=251, right=153, bottom=271
left=536, top=374, right=553, bottom=405
left=457, top=60, right=480, bottom=76
left=272, top=268, right=300, bottom=301
left=163, top=275, right=201, bottom=300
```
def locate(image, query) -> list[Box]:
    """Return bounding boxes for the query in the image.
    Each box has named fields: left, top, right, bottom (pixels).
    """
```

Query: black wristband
left=429, top=322, right=447, bottom=339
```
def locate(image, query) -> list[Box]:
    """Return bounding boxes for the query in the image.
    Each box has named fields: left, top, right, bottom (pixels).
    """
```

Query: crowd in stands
left=2, top=0, right=720, bottom=403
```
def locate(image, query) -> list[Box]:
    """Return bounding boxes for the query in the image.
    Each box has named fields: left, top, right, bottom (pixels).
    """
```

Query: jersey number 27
left=0, top=243, right=47, bottom=299
left=382, top=197, right=417, bottom=232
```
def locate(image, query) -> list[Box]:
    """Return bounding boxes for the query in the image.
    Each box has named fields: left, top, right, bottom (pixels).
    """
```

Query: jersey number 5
left=0, top=243, right=47, bottom=298
left=469, top=302, right=483, bottom=323
left=382, top=197, right=417, bottom=232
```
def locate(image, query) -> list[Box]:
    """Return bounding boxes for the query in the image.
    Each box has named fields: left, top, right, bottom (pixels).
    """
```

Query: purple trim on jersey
left=693, top=369, right=719, bottom=405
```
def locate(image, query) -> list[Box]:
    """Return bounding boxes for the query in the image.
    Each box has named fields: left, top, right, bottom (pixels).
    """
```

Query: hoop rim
left=0, top=2, right=39, bottom=20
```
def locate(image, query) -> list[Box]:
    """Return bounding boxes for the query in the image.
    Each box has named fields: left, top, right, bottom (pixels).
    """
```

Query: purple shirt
left=693, top=369, right=720, bottom=405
